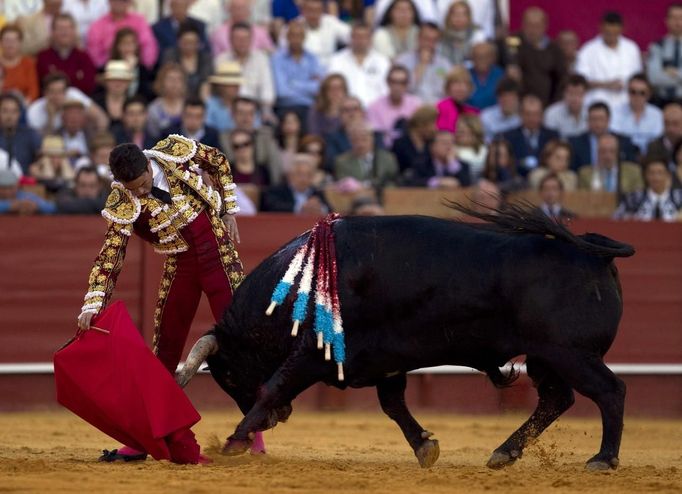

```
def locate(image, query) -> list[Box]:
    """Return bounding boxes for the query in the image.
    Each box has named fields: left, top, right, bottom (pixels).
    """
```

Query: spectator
left=110, top=96, right=155, bottom=149
left=307, top=74, right=349, bottom=137
left=272, top=20, right=324, bottom=127
left=62, top=0, right=109, bottom=44
left=544, top=74, right=589, bottom=139
left=434, top=0, right=498, bottom=40
left=646, top=102, right=682, bottom=169
left=29, top=135, right=76, bottom=193
left=349, top=195, right=385, bottom=215
left=578, top=133, right=643, bottom=195
left=37, top=14, right=97, bottom=97
left=108, top=27, right=155, bottom=101
left=216, top=22, right=276, bottom=122
left=406, top=129, right=471, bottom=188
left=220, top=97, right=284, bottom=184
left=505, top=7, right=566, bottom=106
left=205, top=61, right=243, bottom=133
left=211, top=0, right=273, bottom=58
left=324, top=96, right=383, bottom=171
left=146, top=62, right=187, bottom=138
left=16, top=0, right=62, bottom=56
left=468, top=42, right=504, bottom=110
left=0, top=24, right=40, bottom=103
left=480, top=77, right=521, bottom=141
left=60, top=99, right=91, bottom=163
left=372, top=0, right=419, bottom=60
left=56, top=165, right=108, bottom=213
left=391, top=104, right=437, bottom=173
left=0, top=148, right=24, bottom=179
left=614, top=158, right=682, bottom=221
left=576, top=11, right=642, bottom=111
left=162, top=97, right=221, bottom=148
left=671, top=138, right=682, bottom=188
left=299, top=134, right=334, bottom=187
left=471, top=177, right=503, bottom=212
left=481, top=138, right=525, bottom=193
left=153, top=0, right=207, bottom=57
left=611, top=73, right=664, bottom=155
left=261, top=153, right=330, bottom=213
left=0, top=168, right=56, bottom=214
left=160, top=23, right=212, bottom=100
left=438, top=1, right=485, bottom=66
left=557, top=30, right=580, bottom=74
left=367, top=65, right=422, bottom=147
left=395, top=22, right=450, bottom=105
left=454, top=114, right=486, bottom=179
left=568, top=102, right=638, bottom=171
left=228, top=128, right=271, bottom=186
left=503, top=94, right=559, bottom=176
left=28, top=72, right=108, bottom=135
left=273, top=0, right=301, bottom=29
left=528, top=139, right=578, bottom=192
left=647, top=3, right=682, bottom=106
left=186, top=0, right=223, bottom=33
left=292, top=0, right=351, bottom=68
left=0, top=93, right=42, bottom=173
left=93, top=60, right=133, bottom=129
left=536, top=172, right=576, bottom=222
left=86, top=0, right=159, bottom=70
left=74, top=130, right=117, bottom=179
left=328, top=22, right=391, bottom=108
left=334, top=122, right=399, bottom=188
left=436, top=66, right=479, bottom=133
left=330, top=0, right=375, bottom=24
left=276, top=110, right=304, bottom=173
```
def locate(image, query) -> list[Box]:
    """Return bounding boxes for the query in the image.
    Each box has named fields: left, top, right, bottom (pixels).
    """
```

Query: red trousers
left=155, top=211, right=233, bottom=374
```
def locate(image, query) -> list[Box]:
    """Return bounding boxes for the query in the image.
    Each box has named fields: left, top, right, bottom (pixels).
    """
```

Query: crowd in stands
left=1, top=0, right=682, bottom=222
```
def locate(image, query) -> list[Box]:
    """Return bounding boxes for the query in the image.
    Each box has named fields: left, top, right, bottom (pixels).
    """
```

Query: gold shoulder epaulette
left=101, top=183, right=141, bottom=225
left=143, top=134, right=198, bottom=164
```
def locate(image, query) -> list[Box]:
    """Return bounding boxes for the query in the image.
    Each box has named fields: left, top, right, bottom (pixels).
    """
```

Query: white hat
left=103, top=60, right=134, bottom=81
left=208, top=61, right=244, bottom=86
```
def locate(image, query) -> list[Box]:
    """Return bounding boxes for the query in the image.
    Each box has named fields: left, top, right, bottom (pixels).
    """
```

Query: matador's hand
left=222, top=214, right=240, bottom=244
left=77, top=311, right=94, bottom=332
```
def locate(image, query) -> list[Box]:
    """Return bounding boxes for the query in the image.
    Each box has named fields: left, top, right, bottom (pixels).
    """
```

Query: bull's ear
left=175, top=334, right=218, bottom=388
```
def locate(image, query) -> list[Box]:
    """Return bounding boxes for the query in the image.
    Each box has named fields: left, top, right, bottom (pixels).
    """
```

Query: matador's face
left=122, top=161, right=153, bottom=197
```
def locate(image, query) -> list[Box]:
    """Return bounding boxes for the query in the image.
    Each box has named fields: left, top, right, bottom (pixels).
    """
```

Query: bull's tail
left=447, top=201, right=635, bottom=259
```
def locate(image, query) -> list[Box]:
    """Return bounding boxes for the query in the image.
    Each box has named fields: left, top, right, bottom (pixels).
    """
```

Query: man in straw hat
left=206, top=60, right=245, bottom=132
left=76, top=134, right=267, bottom=461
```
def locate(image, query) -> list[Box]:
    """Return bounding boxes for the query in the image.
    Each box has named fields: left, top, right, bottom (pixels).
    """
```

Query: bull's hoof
left=222, top=436, right=252, bottom=456
left=415, top=439, right=440, bottom=468
left=486, top=449, right=521, bottom=469
left=586, top=456, right=619, bottom=471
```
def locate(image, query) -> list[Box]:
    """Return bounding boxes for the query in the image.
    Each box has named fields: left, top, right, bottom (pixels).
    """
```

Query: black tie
left=151, top=186, right=172, bottom=205
left=674, top=39, right=681, bottom=67
left=653, top=201, right=662, bottom=220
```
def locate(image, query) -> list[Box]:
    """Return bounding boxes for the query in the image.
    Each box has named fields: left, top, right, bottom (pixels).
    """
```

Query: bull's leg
left=377, top=373, right=440, bottom=468
left=223, top=354, right=323, bottom=456
left=547, top=353, right=625, bottom=471
left=487, top=359, right=574, bottom=469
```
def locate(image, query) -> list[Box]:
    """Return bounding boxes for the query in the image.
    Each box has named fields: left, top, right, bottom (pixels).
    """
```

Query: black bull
left=178, top=206, right=635, bottom=470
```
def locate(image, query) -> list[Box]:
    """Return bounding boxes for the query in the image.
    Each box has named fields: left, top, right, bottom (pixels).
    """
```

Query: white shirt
left=480, top=105, right=521, bottom=142
left=288, top=14, right=350, bottom=68
left=610, top=103, right=664, bottom=154
left=0, top=148, right=24, bottom=178
left=216, top=50, right=275, bottom=106
left=576, top=35, right=643, bottom=111
left=62, top=0, right=109, bottom=43
left=27, top=87, right=92, bottom=133
left=187, top=0, right=225, bottom=33
left=150, top=159, right=170, bottom=193
left=328, top=48, right=391, bottom=107
left=61, top=130, right=89, bottom=158
left=544, top=101, right=588, bottom=139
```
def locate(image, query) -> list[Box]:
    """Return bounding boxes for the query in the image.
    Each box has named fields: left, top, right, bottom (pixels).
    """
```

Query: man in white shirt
left=216, top=22, right=276, bottom=123
left=544, top=74, right=589, bottom=139
left=611, top=73, right=664, bottom=155
left=576, top=11, right=643, bottom=111
left=292, top=0, right=350, bottom=68
left=328, top=23, right=390, bottom=108
left=480, top=77, right=521, bottom=141
left=614, top=159, right=682, bottom=221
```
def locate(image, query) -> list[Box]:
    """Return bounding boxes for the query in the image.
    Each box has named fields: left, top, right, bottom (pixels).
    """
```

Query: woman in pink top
left=436, top=65, right=479, bottom=133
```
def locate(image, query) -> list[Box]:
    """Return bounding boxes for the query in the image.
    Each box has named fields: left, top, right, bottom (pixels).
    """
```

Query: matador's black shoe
left=98, top=448, right=148, bottom=462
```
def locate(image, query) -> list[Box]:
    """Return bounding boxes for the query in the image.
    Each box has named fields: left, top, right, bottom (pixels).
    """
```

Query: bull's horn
left=175, top=334, right=218, bottom=388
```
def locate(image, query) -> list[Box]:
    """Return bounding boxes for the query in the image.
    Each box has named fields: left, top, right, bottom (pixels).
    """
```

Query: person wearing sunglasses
left=611, top=73, right=664, bottom=156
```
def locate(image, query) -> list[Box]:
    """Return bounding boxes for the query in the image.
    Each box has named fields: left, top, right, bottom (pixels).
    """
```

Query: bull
left=177, top=205, right=634, bottom=471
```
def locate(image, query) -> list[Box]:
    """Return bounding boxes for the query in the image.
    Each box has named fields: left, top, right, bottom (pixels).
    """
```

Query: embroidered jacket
left=80, top=135, right=242, bottom=317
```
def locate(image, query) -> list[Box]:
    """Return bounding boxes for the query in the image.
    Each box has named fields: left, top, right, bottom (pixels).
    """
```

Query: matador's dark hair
left=109, top=143, right=148, bottom=182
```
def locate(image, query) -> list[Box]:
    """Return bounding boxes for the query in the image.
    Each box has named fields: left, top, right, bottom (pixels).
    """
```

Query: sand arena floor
left=0, top=410, right=681, bottom=493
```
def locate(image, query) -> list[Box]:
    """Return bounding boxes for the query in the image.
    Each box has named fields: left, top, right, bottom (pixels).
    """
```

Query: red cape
left=54, top=301, right=201, bottom=461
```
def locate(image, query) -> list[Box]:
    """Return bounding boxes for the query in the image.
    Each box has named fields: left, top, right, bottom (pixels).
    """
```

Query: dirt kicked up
left=0, top=411, right=681, bottom=494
